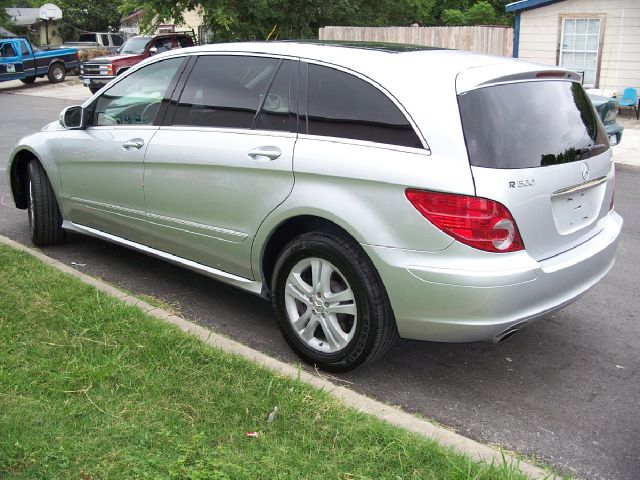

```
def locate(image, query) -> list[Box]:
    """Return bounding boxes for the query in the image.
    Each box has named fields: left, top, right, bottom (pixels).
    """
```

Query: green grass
left=0, top=244, right=529, bottom=480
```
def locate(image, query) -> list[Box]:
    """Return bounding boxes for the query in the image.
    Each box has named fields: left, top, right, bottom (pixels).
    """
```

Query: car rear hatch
left=457, top=66, right=615, bottom=261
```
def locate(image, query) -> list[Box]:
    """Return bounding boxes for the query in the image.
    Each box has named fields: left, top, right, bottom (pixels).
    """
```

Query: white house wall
left=518, top=0, right=640, bottom=93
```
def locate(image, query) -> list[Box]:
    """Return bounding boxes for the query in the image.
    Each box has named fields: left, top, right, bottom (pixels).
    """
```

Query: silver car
left=7, top=42, right=623, bottom=371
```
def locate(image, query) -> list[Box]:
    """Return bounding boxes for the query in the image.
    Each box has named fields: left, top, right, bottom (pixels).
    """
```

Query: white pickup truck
left=63, top=33, right=125, bottom=53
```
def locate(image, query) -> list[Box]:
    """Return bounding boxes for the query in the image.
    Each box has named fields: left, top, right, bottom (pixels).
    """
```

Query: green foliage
left=117, top=0, right=513, bottom=42
left=466, top=1, right=497, bottom=25
left=442, top=9, right=467, bottom=26
left=14, top=0, right=122, bottom=39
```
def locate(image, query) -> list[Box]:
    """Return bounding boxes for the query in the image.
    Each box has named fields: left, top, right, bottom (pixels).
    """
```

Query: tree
left=465, top=1, right=496, bottom=25
left=441, top=9, right=466, bottom=26
left=23, top=0, right=124, bottom=39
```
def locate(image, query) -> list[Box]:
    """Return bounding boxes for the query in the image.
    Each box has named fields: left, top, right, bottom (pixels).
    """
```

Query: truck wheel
left=26, top=160, right=65, bottom=246
left=47, top=63, right=66, bottom=83
left=20, top=76, right=36, bottom=84
left=89, top=86, right=101, bottom=94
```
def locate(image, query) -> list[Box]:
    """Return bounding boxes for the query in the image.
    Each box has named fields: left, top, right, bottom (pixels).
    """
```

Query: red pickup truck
left=79, top=33, right=196, bottom=93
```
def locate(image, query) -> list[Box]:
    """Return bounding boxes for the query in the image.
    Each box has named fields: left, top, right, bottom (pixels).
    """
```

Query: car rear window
left=458, top=80, right=607, bottom=169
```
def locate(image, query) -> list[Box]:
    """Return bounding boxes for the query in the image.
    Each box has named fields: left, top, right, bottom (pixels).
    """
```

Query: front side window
left=172, top=55, right=281, bottom=130
left=20, top=41, right=29, bottom=56
left=305, top=64, right=422, bottom=148
left=101, top=34, right=110, bottom=46
left=92, top=57, right=183, bottom=126
left=559, top=18, right=601, bottom=88
left=112, top=35, right=124, bottom=46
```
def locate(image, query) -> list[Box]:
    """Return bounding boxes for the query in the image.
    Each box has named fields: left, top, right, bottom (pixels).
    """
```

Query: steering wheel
left=141, top=102, right=161, bottom=124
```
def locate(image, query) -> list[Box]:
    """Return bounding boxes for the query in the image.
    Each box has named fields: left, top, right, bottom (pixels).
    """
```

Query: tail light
left=405, top=189, right=524, bottom=253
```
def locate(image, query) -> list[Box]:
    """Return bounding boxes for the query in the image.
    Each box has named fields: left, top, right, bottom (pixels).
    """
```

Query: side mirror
left=59, top=106, right=85, bottom=129
left=149, top=47, right=157, bottom=55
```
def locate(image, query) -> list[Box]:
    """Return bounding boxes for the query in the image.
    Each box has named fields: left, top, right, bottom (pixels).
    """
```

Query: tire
left=26, top=160, right=65, bottom=246
left=47, top=63, right=65, bottom=83
left=271, top=232, right=397, bottom=372
left=89, top=86, right=101, bottom=94
left=20, top=76, right=36, bottom=84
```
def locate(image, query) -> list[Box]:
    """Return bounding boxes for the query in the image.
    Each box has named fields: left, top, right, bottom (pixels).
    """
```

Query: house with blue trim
left=506, top=0, right=639, bottom=94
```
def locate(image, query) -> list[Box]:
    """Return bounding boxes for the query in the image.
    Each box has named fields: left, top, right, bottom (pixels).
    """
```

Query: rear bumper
left=364, top=211, right=623, bottom=342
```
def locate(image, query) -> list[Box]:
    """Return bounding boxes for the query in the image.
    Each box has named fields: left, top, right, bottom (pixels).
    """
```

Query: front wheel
left=47, top=63, right=65, bottom=83
left=27, top=160, right=65, bottom=246
left=20, top=76, right=36, bottom=84
left=271, top=232, right=397, bottom=372
left=88, top=86, right=101, bottom=94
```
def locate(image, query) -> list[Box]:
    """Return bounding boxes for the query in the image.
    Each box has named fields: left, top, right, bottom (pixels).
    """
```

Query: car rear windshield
left=458, top=80, right=607, bottom=169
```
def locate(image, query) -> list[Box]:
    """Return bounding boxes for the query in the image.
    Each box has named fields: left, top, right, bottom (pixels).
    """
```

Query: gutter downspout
left=513, top=11, right=521, bottom=58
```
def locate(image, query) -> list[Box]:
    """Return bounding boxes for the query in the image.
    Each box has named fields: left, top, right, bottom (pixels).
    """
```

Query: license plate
left=609, top=135, right=618, bottom=146
left=83, top=78, right=90, bottom=86
left=7, top=64, right=15, bottom=73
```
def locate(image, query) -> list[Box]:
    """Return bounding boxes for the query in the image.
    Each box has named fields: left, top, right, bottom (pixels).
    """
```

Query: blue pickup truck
left=0, top=38, right=79, bottom=84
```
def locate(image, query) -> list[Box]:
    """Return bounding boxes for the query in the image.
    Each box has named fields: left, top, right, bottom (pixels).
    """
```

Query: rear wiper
left=577, top=144, right=607, bottom=155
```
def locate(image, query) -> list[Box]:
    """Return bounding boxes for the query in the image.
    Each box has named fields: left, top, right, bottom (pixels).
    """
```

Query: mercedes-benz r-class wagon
left=8, top=42, right=623, bottom=371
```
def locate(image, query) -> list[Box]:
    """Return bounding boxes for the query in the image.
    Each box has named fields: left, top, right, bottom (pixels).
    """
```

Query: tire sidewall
left=48, top=64, right=65, bottom=83
left=272, top=235, right=377, bottom=370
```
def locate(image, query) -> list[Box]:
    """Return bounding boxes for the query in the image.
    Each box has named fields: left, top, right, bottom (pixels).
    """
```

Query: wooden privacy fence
left=319, top=26, right=514, bottom=57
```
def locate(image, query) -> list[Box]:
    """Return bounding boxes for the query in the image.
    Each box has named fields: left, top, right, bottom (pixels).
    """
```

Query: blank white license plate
left=83, top=78, right=90, bottom=86
left=7, top=64, right=15, bottom=73
left=609, top=135, right=618, bottom=146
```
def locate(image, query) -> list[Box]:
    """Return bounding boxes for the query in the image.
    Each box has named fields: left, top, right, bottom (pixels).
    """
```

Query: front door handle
left=248, top=146, right=282, bottom=161
left=123, top=138, right=144, bottom=150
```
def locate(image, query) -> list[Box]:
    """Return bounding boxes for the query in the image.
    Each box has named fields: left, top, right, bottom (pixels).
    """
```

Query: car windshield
left=119, top=37, right=151, bottom=54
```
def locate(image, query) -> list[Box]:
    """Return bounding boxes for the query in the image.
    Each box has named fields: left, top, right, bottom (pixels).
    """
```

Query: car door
left=143, top=54, right=297, bottom=278
left=58, top=56, right=187, bottom=243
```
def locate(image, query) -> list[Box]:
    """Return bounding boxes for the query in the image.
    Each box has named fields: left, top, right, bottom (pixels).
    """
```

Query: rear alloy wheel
left=20, top=76, right=36, bottom=84
left=26, top=160, right=65, bottom=246
left=272, top=232, right=397, bottom=371
left=47, top=63, right=65, bottom=83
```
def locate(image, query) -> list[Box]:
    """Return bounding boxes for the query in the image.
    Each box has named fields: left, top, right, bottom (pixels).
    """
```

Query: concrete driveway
left=1, top=82, right=638, bottom=480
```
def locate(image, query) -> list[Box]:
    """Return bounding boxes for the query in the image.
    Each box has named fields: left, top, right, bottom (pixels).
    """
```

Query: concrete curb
left=0, top=234, right=556, bottom=480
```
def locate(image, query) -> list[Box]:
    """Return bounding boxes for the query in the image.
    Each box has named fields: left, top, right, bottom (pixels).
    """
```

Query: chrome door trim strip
left=62, top=221, right=263, bottom=295
left=69, top=197, right=247, bottom=242
left=552, top=176, right=607, bottom=197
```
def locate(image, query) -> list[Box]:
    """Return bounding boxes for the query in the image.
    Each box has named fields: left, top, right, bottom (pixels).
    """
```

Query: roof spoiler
left=456, top=62, right=583, bottom=94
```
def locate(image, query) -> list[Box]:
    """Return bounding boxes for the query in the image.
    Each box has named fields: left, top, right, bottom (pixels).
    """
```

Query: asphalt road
left=1, top=90, right=639, bottom=480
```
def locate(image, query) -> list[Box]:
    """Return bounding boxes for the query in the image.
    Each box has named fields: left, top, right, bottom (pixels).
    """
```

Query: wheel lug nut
left=324, top=302, right=329, bottom=307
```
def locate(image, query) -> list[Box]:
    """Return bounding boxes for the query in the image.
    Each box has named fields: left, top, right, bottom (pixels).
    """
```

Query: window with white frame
left=559, top=18, right=601, bottom=88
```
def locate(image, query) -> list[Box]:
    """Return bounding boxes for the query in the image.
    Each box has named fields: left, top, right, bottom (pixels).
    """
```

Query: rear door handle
left=123, top=138, right=144, bottom=150
left=248, top=146, right=282, bottom=161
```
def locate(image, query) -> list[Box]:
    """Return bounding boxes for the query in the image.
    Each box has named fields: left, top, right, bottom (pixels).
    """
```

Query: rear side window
left=176, top=35, right=193, bottom=48
left=459, top=80, right=608, bottom=169
left=1, top=43, right=17, bottom=58
left=101, top=34, right=110, bottom=46
left=305, top=64, right=422, bottom=148
left=20, top=41, right=29, bottom=56
left=173, top=55, right=282, bottom=130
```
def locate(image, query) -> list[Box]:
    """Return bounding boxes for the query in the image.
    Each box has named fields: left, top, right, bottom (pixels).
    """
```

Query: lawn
left=0, top=244, right=528, bottom=479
